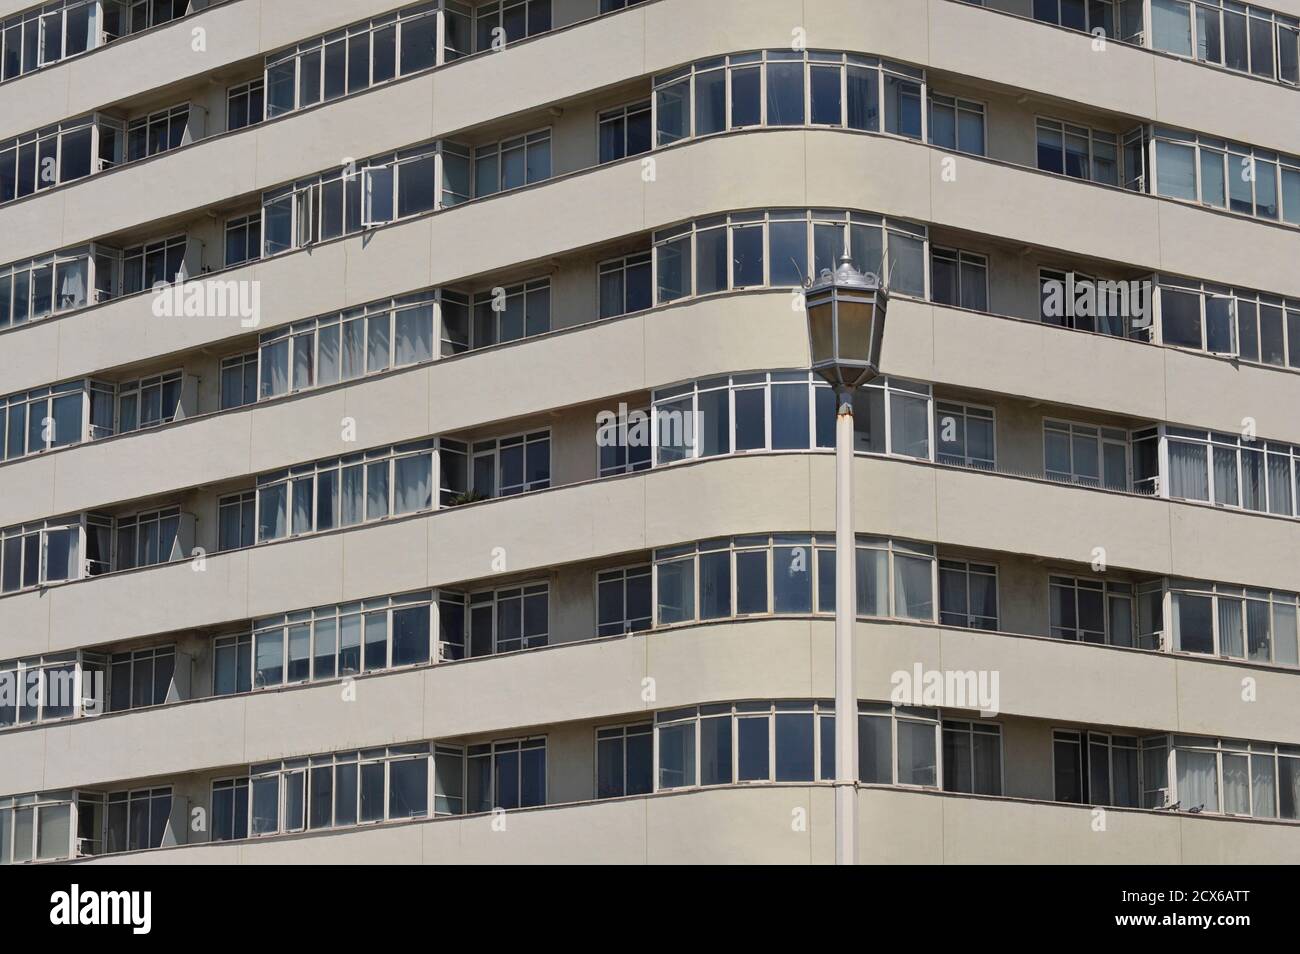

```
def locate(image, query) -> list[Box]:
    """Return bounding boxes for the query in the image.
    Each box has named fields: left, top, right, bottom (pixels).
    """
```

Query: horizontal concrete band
left=4, top=454, right=1300, bottom=655
left=70, top=785, right=1300, bottom=864
left=3, top=616, right=1298, bottom=796
left=5, top=291, right=1300, bottom=527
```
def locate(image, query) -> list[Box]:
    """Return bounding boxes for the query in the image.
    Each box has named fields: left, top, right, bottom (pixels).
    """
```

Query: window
left=121, top=234, right=188, bottom=294
left=938, top=560, right=998, bottom=630
left=126, top=0, right=187, bottom=34
left=213, top=634, right=252, bottom=696
left=1165, top=580, right=1299, bottom=666
left=1, top=516, right=107, bottom=593
left=1043, top=419, right=1130, bottom=491
left=470, top=431, right=550, bottom=497
left=597, top=405, right=653, bottom=477
left=237, top=591, right=435, bottom=692
left=1053, top=729, right=1140, bottom=807
left=1049, top=576, right=1136, bottom=646
left=103, top=787, right=171, bottom=854
left=114, top=507, right=182, bottom=571
left=1162, top=426, right=1296, bottom=516
left=0, top=1, right=104, bottom=83
left=243, top=744, right=432, bottom=836
left=116, top=371, right=183, bottom=433
left=261, top=143, right=451, bottom=255
left=596, top=723, right=653, bottom=798
left=653, top=209, right=926, bottom=305
left=930, top=248, right=988, bottom=312
left=108, top=647, right=174, bottom=712
left=125, top=103, right=190, bottom=162
left=1155, top=277, right=1300, bottom=366
left=1038, top=267, right=1144, bottom=337
left=0, top=791, right=84, bottom=862
left=1151, top=0, right=1300, bottom=85
left=466, top=738, right=546, bottom=812
left=224, top=214, right=261, bottom=267
left=857, top=704, right=946, bottom=787
left=211, top=779, right=249, bottom=841
left=650, top=372, right=839, bottom=465
left=942, top=720, right=1003, bottom=795
left=652, top=51, right=923, bottom=147
left=935, top=402, right=995, bottom=469
left=928, top=94, right=984, bottom=155
left=654, top=534, right=936, bottom=626
left=445, top=583, right=549, bottom=658
left=598, top=101, right=651, bottom=164
left=655, top=701, right=836, bottom=790
left=1, top=379, right=116, bottom=459
left=0, top=115, right=122, bottom=206
left=596, top=566, right=652, bottom=636
left=1033, top=0, right=1124, bottom=35
left=220, top=352, right=258, bottom=411
left=472, top=129, right=550, bottom=196
left=598, top=252, right=652, bottom=318
left=473, top=0, right=551, bottom=49
left=218, top=491, right=255, bottom=552
left=0, top=247, right=105, bottom=326
left=1036, top=118, right=1120, bottom=186
left=1153, top=735, right=1300, bottom=820
left=468, top=279, right=550, bottom=347
left=0, top=652, right=105, bottom=728
left=227, top=79, right=264, bottom=131
left=1147, top=126, right=1300, bottom=223
left=257, top=292, right=437, bottom=399
left=264, top=5, right=443, bottom=119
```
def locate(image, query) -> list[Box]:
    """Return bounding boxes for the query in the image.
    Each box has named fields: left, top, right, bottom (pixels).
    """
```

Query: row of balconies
left=5, top=697, right=1300, bottom=864
left=7, top=12, right=1300, bottom=280
left=6, top=526, right=1300, bottom=743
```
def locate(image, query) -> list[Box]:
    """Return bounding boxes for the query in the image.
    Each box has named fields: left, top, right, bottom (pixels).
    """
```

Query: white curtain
left=893, top=553, right=933, bottom=620
left=394, top=455, right=432, bottom=515
left=1217, top=597, right=1244, bottom=658
left=1222, top=753, right=1250, bottom=814
left=1252, top=755, right=1277, bottom=818
left=57, top=260, right=87, bottom=310
left=1176, top=749, right=1219, bottom=812
left=395, top=305, right=433, bottom=365
left=1167, top=440, right=1208, bottom=500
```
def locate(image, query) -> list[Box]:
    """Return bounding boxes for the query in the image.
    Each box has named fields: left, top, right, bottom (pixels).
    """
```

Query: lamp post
left=803, top=255, right=888, bottom=866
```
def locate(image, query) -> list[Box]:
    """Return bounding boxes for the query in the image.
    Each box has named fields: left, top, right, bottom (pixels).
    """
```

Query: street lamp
left=804, top=255, right=888, bottom=866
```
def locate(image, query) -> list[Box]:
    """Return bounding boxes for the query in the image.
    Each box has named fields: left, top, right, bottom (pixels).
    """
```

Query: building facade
left=1, top=0, right=1299, bottom=864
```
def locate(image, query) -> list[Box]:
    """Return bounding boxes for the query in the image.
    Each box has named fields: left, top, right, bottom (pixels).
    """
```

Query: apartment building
left=0, top=0, right=1298, bottom=865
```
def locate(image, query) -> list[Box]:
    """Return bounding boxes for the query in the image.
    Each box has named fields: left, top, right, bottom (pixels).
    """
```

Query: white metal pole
left=834, top=387, right=858, bottom=865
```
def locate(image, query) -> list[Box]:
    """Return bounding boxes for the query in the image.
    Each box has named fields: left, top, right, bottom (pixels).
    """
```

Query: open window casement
left=172, top=374, right=201, bottom=421
left=362, top=164, right=395, bottom=227
left=1122, top=126, right=1146, bottom=192
left=167, top=513, right=198, bottom=563
left=294, top=185, right=315, bottom=248
left=1205, top=295, right=1239, bottom=357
